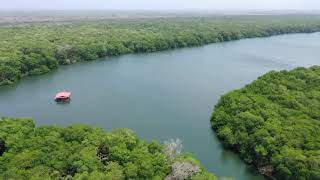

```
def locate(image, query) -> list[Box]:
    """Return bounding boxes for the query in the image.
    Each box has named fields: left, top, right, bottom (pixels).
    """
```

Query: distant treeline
left=1, top=16, right=320, bottom=85
left=0, top=118, right=216, bottom=179
left=211, top=66, right=320, bottom=180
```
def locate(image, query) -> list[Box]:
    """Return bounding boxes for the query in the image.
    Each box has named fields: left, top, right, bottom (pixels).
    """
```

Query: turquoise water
left=1, top=33, right=320, bottom=179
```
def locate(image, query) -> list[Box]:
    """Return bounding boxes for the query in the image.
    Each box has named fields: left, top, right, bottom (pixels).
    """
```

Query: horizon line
left=1, top=8, right=320, bottom=11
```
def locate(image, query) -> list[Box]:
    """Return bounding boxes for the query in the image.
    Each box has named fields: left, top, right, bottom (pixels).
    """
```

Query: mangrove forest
left=0, top=117, right=216, bottom=179
left=211, top=66, right=320, bottom=180
left=1, top=15, right=320, bottom=85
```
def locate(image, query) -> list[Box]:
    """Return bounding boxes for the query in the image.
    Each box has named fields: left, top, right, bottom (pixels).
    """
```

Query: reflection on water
left=56, top=100, right=71, bottom=105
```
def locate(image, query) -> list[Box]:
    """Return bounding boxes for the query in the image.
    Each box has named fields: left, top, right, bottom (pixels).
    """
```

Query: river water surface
left=1, top=33, right=320, bottom=180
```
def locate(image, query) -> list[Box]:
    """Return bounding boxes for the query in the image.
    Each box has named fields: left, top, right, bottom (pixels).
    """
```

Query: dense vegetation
left=211, top=66, right=320, bottom=180
left=1, top=15, right=320, bottom=85
left=0, top=117, right=216, bottom=179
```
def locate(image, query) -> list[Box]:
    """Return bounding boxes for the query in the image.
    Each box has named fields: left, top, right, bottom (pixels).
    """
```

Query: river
left=1, top=33, right=319, bottom=180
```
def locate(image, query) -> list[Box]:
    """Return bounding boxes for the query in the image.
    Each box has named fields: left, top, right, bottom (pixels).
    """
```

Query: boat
left=55, top=91, right=71, bottom=102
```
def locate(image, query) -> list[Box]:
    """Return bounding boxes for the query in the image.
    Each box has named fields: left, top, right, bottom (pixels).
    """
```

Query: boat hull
left=55, top=97, right=70, bottom=102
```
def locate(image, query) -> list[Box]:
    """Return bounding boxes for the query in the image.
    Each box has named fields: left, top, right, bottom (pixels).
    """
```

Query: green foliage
left=0, top=117, right=216, bottom=179
left=1, top=16, right=320, bottom=85
left=211, top=66, right=320, bottom=180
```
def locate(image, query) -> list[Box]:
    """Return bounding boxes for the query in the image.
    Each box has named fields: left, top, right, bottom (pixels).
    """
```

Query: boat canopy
left=55, top=91, right=71, bottom=99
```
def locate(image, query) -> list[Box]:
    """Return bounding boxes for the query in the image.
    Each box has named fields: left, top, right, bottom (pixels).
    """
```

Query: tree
left=0, top=118, right=216, bottom=179
left=211, top=66, right=320, bottom=179
left=1, top=16, right=320, bottom=85
left=0, top=139, right=5, bottom=156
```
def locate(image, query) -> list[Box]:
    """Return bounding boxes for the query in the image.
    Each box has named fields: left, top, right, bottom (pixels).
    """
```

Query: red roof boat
left=55, top=91, right=71, bottom=101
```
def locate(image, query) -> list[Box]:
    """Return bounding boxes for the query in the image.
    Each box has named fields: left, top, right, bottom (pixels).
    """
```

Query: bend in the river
left=1, top=33, right=319, bottom=180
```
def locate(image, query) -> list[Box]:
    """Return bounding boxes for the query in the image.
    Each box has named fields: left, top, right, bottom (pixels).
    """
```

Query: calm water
left=1, top=33, right=320, bottom=180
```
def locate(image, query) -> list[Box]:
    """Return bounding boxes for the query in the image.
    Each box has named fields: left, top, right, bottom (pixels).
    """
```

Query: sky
left=1, top=0, right=320, bottom=10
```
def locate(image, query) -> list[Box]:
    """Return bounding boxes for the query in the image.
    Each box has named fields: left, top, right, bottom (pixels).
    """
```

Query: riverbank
left=1, top=32, right=319, bottom=179
left=0, top=117, right=217, bottom=179
left=211, top=66, right=320, bottom=180
left=1, top=15, right=320, bottom=85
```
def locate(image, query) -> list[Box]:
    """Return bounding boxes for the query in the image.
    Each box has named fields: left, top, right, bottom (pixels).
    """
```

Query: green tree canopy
left=1, top=16, right=320, bottom=85
left=0, top=117, right=216, bottom=180
left=211, top=66, right=320, bottom=180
